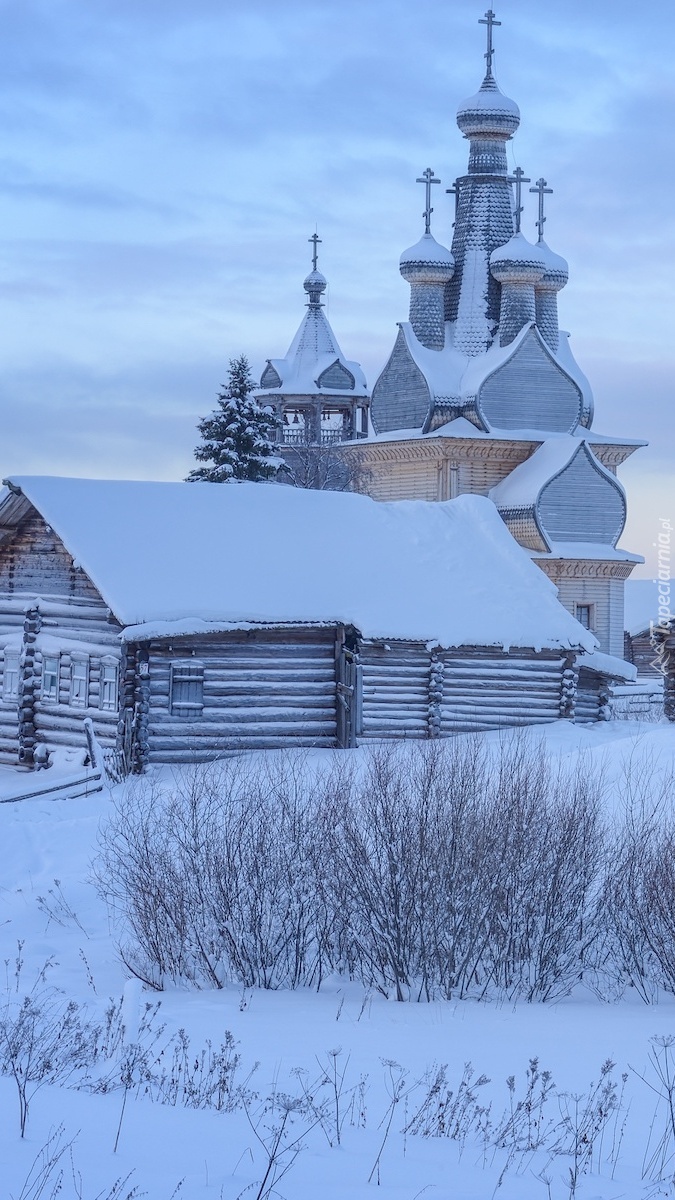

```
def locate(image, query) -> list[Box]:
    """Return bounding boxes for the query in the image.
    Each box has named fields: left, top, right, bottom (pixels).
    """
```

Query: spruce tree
left=187, top=355, right=279, bottom=483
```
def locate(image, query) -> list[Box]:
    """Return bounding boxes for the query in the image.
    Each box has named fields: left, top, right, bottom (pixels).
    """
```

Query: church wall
left=457, top=456, right=525, bottom=496
left=552, top=576, right=625, bottom=658
left=362, top=459, right=440, bottom=502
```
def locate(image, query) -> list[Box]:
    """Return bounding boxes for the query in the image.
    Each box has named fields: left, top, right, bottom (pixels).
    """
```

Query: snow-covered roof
left=256, top=272, right=368, bottom=399
left=490, top=232, right=547, bottom=276
left=390, top=321, right=595, bottom=437
left=359, top=416, right=644, bottom=451
left=537, top=239, right=569, bottom=287
left=576, top=650, right=637, bottom=683
left=0, top=476, right=596, bottom=654
left=530, top=544, right=643, bottom=563
left=488, top=438, right=621, bottom=509
left=400, top=233, right=454, bottom=269
left=456, top=73, right=520, bottom=133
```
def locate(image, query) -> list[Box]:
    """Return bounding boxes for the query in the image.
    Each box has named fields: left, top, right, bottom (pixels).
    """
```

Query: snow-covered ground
left=1, top=720, right=675, bottom=1200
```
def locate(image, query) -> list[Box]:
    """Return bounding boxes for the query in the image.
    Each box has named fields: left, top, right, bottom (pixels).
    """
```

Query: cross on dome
left=479, top=9, right=501, bottom=75
left=416, top=168, right=441, bottom=234
left=446, top=180, right=459, bottom=225
left=508, top=166, right=531, bottom=234
left=308, top=231, right=322, bottom=272
left=530, top=178, right=553, bottom=241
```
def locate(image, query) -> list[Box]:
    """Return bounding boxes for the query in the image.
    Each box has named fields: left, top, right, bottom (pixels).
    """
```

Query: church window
left=575, top=604, right=593, bottom=630
left=170, top=661, right=204, bottom=716
left=101, top=659, right=119, bottom=712
left=70, top=656, right=89, bottom=707
left=42, top=656, right=60, bottom=702
left=3, top=651, right=19, bottom=700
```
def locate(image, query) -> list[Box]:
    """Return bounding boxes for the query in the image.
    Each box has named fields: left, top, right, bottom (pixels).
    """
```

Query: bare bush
left=599, top=749, right=675, bottom=1002
left=95, top=756, right=345, bottom=991
left=94, top=734, right=675, bottom=1004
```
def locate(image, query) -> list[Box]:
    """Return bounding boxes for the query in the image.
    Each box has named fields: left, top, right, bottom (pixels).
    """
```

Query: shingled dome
left=490, top=233, right=547, bottom=284
left=537, top=239, right=569, bottom=290
left=399, top=232, right=455, bottom=284
left=303, top=268, right=327, bottom=300
left=456, top=74, right=520, bottom=139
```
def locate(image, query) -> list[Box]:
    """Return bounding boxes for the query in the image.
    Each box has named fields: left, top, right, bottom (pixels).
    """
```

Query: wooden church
left=0, top=10, right=652, bottom=774
left=342, top=10, right=645, bottom=662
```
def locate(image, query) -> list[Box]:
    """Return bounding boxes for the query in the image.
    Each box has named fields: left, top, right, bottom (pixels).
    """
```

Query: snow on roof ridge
left=0, top=476, right=596, bottom=654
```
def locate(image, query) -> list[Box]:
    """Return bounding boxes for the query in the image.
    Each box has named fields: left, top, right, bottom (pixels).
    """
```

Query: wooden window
left=42, top=655, right=60, bottom=702
left=3, top=651, right=20, bottom=700
left=576, top=603, right=593, bottom=630
left=100, top=659, right=119, bottom=712
left=170, top=661, right=204, bottom=716
left=70, top=656, right=89, bottom=707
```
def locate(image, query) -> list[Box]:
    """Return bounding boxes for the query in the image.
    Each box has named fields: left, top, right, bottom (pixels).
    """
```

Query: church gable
left=371, top=327, right=432, bottom=434
left=317, top=360, right=355, bottom=391
left=537, top=444, right=626, bottom=547
left=260, top=362, right=282, bottom=389
left=477, top=327, right=583, bottom=433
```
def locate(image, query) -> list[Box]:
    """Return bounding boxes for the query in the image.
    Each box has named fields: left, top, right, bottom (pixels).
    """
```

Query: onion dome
left=457, top=73, right=520, bottom=139
left=399, top=232, right=455, bottom=285
left=303, top=268, right=327, bottom=305
left=490, top=232, right=546, bottom=284
left=536, top=239, right=569, bottom=292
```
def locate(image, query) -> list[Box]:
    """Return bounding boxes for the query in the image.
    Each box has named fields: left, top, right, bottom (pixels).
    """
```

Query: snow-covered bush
left=95, top=756, right=336, bottom=990
left=94, top=735, right=675, bottom=1004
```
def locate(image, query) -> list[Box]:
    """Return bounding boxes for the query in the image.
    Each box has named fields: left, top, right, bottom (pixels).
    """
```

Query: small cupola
left=456, top=8, right=519, bottom=175
left=528, top=178, right=568, bottom=352
left=399, top=169, right=455, bottom=351
left=303, top=267, right=327, bottom=307
left=490, top=232, right=546, bottom=346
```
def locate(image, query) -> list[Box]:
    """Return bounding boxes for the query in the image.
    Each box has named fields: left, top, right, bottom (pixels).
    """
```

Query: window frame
left=100, top=656, right=119, bottom=713
left=2, top=650, right=20, bottom=702
left=41, top=655, right=60, bottom=703
left=169, top=660, right=205, bottom=717
left=575, top=602, right=594, bottom=631
left=70, top=654, right=89, bottom=708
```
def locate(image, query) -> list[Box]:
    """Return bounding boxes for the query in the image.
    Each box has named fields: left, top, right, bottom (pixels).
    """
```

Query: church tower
left=255, top=235, right=370, bottom=486
left=346, top=9, right=644, bottom=658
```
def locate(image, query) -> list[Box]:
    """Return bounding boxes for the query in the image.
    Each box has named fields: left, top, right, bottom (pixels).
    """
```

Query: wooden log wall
left=29, top=598, right=122, bottom=755
left=440, top=650, right=565, bottom=732
left=0, top=515, right=102, bottom=601
left=0, top=512, right=123, bottom=763
left=625, top=630, right=664, bottom=678
left=0, top=598, right=25, bottom=763
left=142, top=629, right=339, bottom=763
left=575, top=668, right=605, bottom=724
left=359, top=642, right=431, bottom=740
left=360, top=642, right=568, bottom=739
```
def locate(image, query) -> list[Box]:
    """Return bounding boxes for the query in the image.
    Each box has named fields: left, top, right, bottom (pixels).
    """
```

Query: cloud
left=0, top=0, right=671, bottom=569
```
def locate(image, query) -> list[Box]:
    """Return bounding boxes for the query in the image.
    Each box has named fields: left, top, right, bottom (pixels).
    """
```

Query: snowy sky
left=0, top=0, right=673, bottom=575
